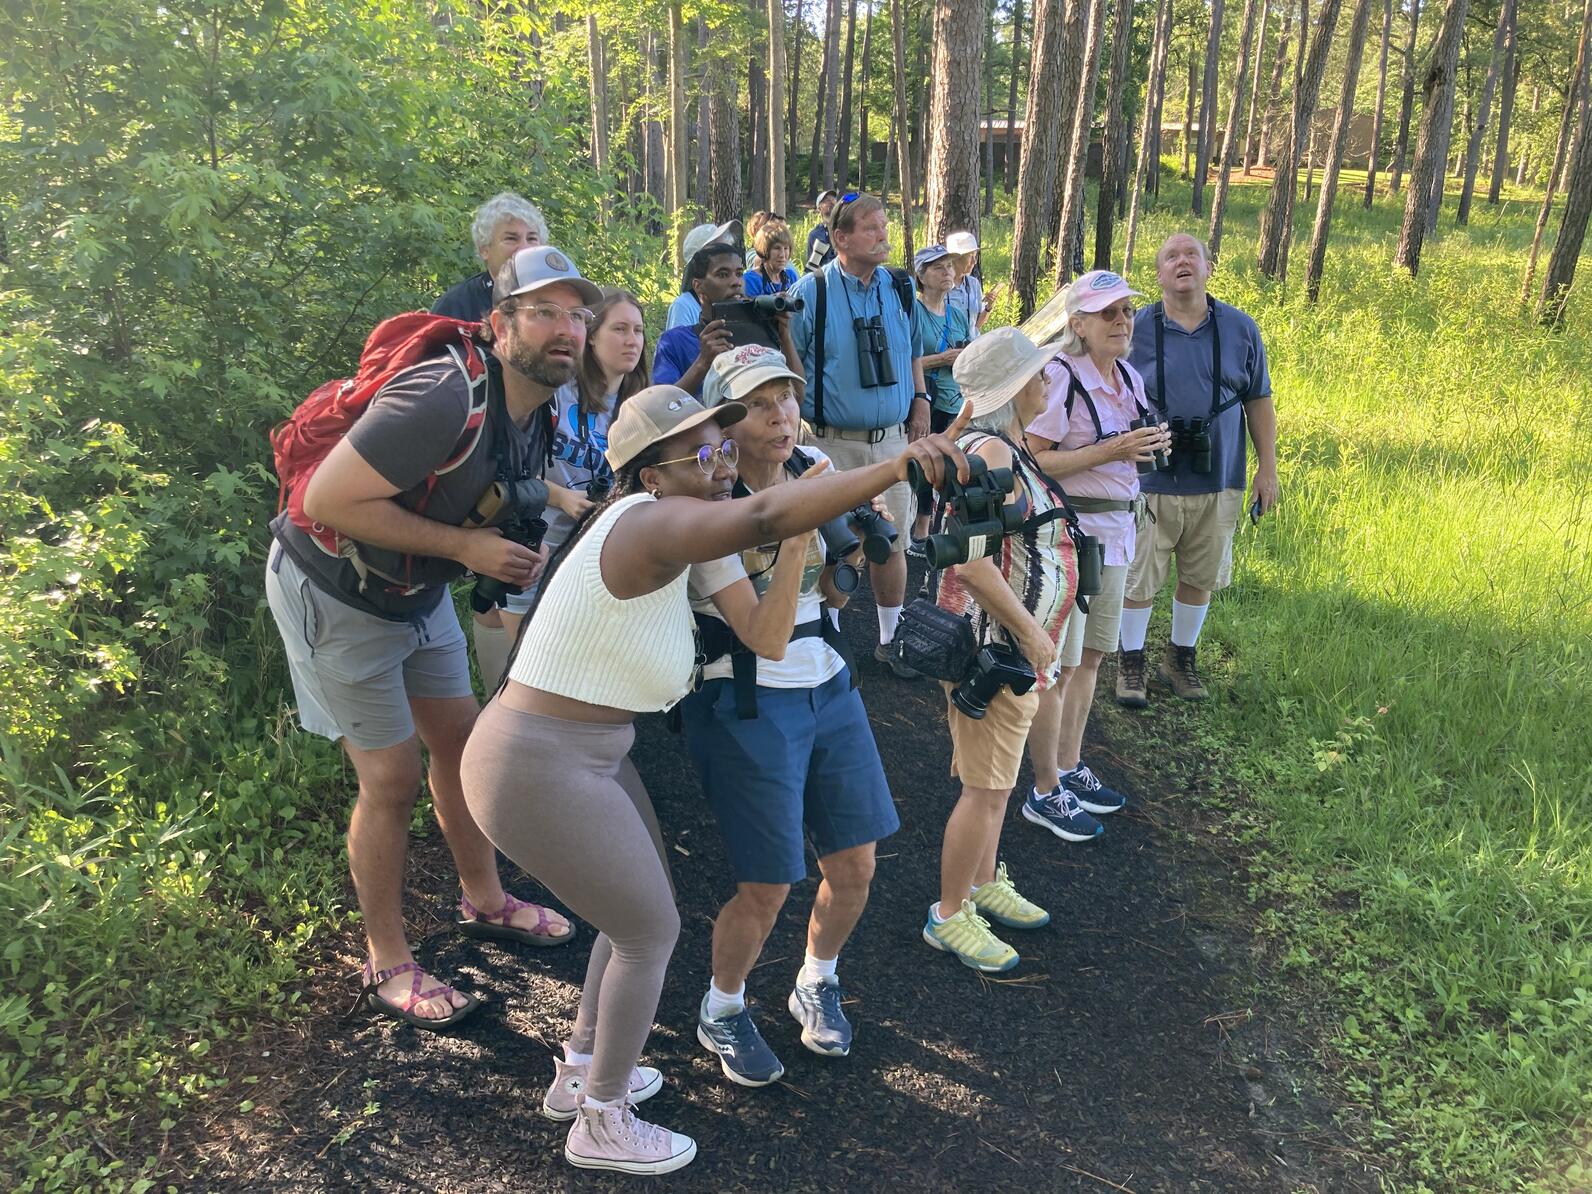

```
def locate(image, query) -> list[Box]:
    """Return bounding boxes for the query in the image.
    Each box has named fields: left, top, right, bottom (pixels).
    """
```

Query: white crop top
left=508, top=493, right=698, bottom=712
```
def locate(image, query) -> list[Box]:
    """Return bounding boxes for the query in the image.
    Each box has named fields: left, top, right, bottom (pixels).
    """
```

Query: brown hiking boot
left=1115, top=648, right=1149, bottom=708
left=1159, top=643, right=1209, bottom=701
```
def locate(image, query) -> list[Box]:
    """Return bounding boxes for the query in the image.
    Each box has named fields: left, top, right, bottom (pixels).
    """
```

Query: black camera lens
left=470, top=515, right=547, bottom=613
left=586, top=474, right=613, bottom=502
left=951, top=643, right=1037, bottom=720
left=831, top=561, right=860, bottom=594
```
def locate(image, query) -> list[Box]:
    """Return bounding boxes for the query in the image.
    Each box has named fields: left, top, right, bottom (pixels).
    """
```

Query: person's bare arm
left=674, top=319, right=735, bottom=397
left=301, top=438, right=542, bottom=585
left=706, top=534, right=813, bottom=659
left=908, top=359, right=931, bottom=440
left=1245, top=396, right=1280, bottom=513
left=1025, top=424, right=1170, bottom=481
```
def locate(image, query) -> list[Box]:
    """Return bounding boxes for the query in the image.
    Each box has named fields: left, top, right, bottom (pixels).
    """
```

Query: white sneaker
left=540, top=1055, right=663, bottom=1121
left=564, top=1098, right=697, bottom=1175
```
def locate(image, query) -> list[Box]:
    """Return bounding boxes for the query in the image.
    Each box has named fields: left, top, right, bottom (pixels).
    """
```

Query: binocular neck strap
left=999, top=432, right=1083, bottom=533
left=1153, top=298, right=1232, bottom=420
left=813, top=268, right=827, bottom=428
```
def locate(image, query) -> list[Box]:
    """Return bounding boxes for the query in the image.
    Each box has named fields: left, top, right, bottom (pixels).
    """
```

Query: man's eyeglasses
left=509, top=300, right=595, bottom=330
left=654, top=439, right=739, bottom=474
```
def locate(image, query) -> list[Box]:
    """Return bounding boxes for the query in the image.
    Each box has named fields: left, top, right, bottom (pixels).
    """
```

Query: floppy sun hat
left=950, top=326, right=1062, bottom=421
left=606, top=385, right=747, bottom=470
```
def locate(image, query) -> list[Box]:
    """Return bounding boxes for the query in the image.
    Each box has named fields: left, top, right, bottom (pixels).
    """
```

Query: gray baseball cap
left=682, top=220, right=744, bottom=266
left=494, top=245, right=602, bottom=306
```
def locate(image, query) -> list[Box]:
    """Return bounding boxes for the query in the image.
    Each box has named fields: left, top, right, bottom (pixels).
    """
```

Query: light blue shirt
left=665, top=292, right=700, bottom=330
left=787, top=260, right=917, bottom=431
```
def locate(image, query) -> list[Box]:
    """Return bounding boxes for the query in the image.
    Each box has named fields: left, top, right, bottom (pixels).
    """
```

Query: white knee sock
left=472, top=619, right=511, bottom=689
left=798, top=952, right=838, bottom=987
left=877, top=604, right=902, bottom=645
left=1170, top=599, right=1209, bottom=648
left=1119, top=605, right=1153, bottom=652
left=704, top=980, right=745, bottom=1020
left=827, top=606, right=841, bottom=632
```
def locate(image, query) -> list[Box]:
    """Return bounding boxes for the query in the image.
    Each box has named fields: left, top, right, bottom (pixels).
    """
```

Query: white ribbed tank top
left=508, top=493, right=698, bottom=712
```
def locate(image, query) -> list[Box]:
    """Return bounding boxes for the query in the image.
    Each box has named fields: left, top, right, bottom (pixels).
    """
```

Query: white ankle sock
left=799, top=952, right=838, bottom=987
left=877, top=603, right=902, bottom=644
left=581, top=1093, right=619, bottom=1112
left=704, top=980, right=745, bottom=1020
left=929, top=902, right=950, bottom=924
left=1170, top=599, right=1209, bottom=648
left=564, top=1044, right=594, bottom=1065
left=827, top=606, right=841, bottom=632
left=1119, top=604, right=1153, bottom=652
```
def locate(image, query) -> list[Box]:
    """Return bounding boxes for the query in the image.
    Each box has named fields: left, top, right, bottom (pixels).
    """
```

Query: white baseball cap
left=605, top=385, right=747, bottom=470
left=494, top=245, right=602, bottom=306
left=701, top=344, right=806, bottom=409
left=951, top=327, right=1063, bottom=420
left=945, top=231, right=980, bottom=255
left=682, top=220, right=744, bottom=266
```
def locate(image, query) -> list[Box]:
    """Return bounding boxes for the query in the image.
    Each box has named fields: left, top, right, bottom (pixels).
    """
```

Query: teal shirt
left=911, top=299, right=970, bottom=415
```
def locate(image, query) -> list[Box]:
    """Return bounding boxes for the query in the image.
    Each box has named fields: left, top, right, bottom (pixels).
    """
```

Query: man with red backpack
left=265, top=245, right=601, bottom=1028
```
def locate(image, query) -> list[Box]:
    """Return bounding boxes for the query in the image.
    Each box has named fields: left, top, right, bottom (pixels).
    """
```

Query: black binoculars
left=1071, top=529, right=1103, bottom=597
left=1129, top=416, right=1173, bottom=475
left=468, top=478, right=548, bottom=614
left=906, top=453, right=1022, bottom=570
left=853, top=315, right=897, bottom=389
left=586, top=473, right=614, bottom=503
left=811, top=501, right=898, bottom=594
left=471, top=514, right=547, bottom=613
left=1170, top=416, right=1214, bottom=475
left=951, top=642, right=1037, bottom=720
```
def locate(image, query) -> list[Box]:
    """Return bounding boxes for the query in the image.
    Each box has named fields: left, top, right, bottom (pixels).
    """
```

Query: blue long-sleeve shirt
left=787, top=260, right=916, bottom=432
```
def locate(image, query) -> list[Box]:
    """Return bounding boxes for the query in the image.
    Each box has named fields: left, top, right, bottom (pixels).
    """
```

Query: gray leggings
left=461, top=699, right=680, bottom=1102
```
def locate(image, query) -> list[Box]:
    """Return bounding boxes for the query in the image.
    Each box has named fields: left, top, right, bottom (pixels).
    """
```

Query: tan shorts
left=942, top=681, right=1040, bottom=791
left=804, top=424, right=912, bottom=553
left=1125, top=489, right=1244, bottom=601
left=1059, top=563, right=1128, bottom=669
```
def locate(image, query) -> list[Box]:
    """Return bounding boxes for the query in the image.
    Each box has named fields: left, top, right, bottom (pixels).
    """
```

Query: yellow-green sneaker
left=922, top=900, right=1020, bottom=973
left=971, top=863, right=1051, bottom=930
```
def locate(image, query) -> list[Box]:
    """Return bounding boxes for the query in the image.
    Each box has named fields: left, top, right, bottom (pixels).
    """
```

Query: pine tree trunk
left=927, top=0, right=989, bottom=243
left=1306, top=0, right=1375, bottom=299
left=836, top=0, right=860, bottom=188
left=858, top=4, right=874, bottom=189
left=769, top=0, right=788, bottom=211
left=1256, top=2, right=1294, bottom=167
left=807, top=0, right=837, bottom=196
left=1056, top=0, right=1108, bottom=283
left=1094, top=0, right=1139, bottom=266
left=1182, top=47, right=1198, bottom=177
left=891, top=0, right=918, bottom=258
left=1389, top=0, right=1422, bottom=194
left=1191, top=0, right=1227, bottom=214
left=1540, top=80, right=1592, bottom=323
left=667, top=5, right=688, bottom=236
left=1394, top=0, right=1469, bottom=275
left=984, top=4, right=998, bottom=214
left=710, top=58, right=743, bottom=223
left=1418, top=0, right=1467, bottom=235
left=788, top=0, right=806, bottom=173
left=1242, top=0, right=1269, bottom=172
left=1011, top=0, right=1084, bottom=317
left=749, top=45, right=769, bottom=211
left=1363, top=0, right=1392, bottom=204
left=588, top=16, right=610, bottom=186
left=1457, top=0, right=1514, bottom=223
left=645, top=33, right=667, bottom=212
left=1209, top=0, right=1263, bottom=258
left=1125, top=0, right=1174, bottom=272
left=1256, top=0, right=1345, bottom=279
left=1523, top=0, right=1592, bottom=303
left=1488, top=19, right=1518, bottom=203
left=1147, top=0, right=1171, bottom=195
left=1005, top=0, right=1027, bottom=190
left=695, top=23, right=712, bottom=206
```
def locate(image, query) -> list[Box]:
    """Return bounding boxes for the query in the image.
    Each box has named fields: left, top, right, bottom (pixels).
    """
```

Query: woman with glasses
left=743, top=220, right=798, bottom=296
left=460, top=384, right=972, bottom=1176
left=1020, top=271, right=1171, bottom=846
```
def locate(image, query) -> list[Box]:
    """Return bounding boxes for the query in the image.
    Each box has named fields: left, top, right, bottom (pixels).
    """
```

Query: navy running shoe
left=1062, top=764, right=1127, bottom=815
left=787, top=977, right=853, bottom=1057
left=696, top=996, right=785, bottom=1087
left=1022, top=786, right=1105, bottom=842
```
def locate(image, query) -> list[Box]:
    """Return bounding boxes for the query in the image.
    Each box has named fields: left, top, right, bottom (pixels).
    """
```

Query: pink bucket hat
left=1064, top=269, right=1142, bottom=315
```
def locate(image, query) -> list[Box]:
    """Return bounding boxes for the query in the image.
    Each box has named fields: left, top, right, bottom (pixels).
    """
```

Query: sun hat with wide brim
left=605, top=385, right=746, bottom=471
left=950, top=326, right=1063, bottom=421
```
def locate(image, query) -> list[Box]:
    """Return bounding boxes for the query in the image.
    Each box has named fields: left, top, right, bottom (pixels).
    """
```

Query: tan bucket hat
left=950, top=326, right=1063, bottom=420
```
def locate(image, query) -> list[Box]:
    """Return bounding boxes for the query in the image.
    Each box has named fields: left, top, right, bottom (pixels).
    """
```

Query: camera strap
left=1152, top=298, right=1244, bottom=422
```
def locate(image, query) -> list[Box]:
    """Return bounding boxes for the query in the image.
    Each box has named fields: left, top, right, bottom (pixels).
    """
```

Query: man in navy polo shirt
left=788, top=192, right=929, bottom=675
left=1118, top=233, right=1280, bottom=705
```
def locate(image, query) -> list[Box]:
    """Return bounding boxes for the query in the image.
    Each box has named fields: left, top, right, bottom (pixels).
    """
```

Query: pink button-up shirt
left=1025, top=351, right=1147, bottom=566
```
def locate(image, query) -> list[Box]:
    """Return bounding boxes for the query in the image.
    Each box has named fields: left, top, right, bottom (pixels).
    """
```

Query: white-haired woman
left=1021, top=271, right=1171, bottom=844
left=921, top=328, right=1078, bottom=975
left=433, top=191, right=551, bottom=321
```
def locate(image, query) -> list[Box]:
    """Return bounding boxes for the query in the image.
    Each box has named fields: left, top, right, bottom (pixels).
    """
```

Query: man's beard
left=502, top=332, right=578, bottom=387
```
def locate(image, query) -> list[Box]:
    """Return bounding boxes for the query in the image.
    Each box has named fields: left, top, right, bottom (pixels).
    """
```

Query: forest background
left=1, top=0, right=1590, bottom=1190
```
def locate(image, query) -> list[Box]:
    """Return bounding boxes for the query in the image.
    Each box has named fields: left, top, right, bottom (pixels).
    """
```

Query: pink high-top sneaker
left=563, top=1097, right=696, bottom=1176
left=540, top=1055, right=663, bottom=1121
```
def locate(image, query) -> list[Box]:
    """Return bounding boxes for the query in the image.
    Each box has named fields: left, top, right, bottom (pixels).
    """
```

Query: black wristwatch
left=913, top=391, right=930, bottom=402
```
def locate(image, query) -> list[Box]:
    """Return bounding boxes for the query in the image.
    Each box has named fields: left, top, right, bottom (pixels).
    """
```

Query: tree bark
left=1056, top=0, right=1107, bottom=284
left=1306, top=0, right=1376, bottom=299
left=710, top=57, right=743, bottom=223
left=836, top=0, right=860, bottom=188
left=1242, top=0, right=1269, bottom=172
left=1256, top=1, right=1294, bottom=167
left=749, top=39, right=769, bottom=211
left=1125, top=0, right=1174, bottom=272
left=810, top=0, right=842, bottom=194
left=1457, top=0, right=1515, bottom=223
left=645, top=33, right=667, bottom=213
left=1540, top=75, right=1592, bottom=323
left=788, top=0, right=806, bottom=174
left=1394, top=0, right=1469, bottom=274
left=891, top=0, right=918, bottom=259
left=1005, top=0, right=1027, bottom=190
left=984, top=4, right=998, bottom=215
left=1418, top=0, right=1467, bottom=235
left=1488, top=15, right=1518, bottom=203
left=587, top=16, right=610, bottom=187
left=1181, top=44, right=1199, bottom=178
left=1389, top=0, right=1422, bottom=194
left=667, top=5, right=688, bottom=236
left=1256, top=0, right=1345, bottom=279
left=1523, top=0, right=1592, bottom=304
left=858, top=3, right=875, bottom=189
left=1363, top=0, right=1392, bottom=205
left=927, top=0, right=989, bottom=243
left=1094, top=0, right=1139, bottom=267
left=1191, top=0, right=1227, bottom=214
left=1011, top=0, right=1083, bottom=317
left=769, top=0, right=789, bottom=211
left=1209, top=0, right=1263, bottom=258
left=695, top=23, right=712, bottom=206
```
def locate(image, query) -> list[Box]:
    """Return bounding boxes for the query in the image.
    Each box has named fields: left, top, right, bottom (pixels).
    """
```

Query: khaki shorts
left=1125, top=489, right=1244, bottom=601
left=942, top=681, right=1040, bottom=791
left=1059, top=563, right=1128, bottom=669
left=804, top=424, right=912, bottom=553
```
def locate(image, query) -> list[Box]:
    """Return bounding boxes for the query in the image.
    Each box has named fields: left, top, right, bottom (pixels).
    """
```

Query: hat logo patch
left=734, top=345, right=774, bottom=364
left=667, top=399, right=683, bottom=411
left=1091, top=272, right=1124, bottom=290
left=545, top=251, right=570, bottom=272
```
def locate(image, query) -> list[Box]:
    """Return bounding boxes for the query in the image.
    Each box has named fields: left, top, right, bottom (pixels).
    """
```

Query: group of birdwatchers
left=265, top=185, right=1279, bottom=1175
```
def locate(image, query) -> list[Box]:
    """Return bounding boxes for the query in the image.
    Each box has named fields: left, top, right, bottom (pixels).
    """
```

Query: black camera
left=950, top=642, right=1037, bottom=720
left=853, top=315, right=897, bottom=389
left=907, top=453, right=1023, bottom=569
left=1129, top=416, right=1173, bottom=474
left=1170, top=416, right=1213, bottom=475
left=469, top=478, right=548, bottom=614
left=711, top=294, right=807, bottom=351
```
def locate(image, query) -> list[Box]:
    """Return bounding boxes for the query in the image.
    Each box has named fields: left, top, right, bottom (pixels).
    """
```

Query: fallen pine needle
left=1060, top=1162, right=1136, bottom=1192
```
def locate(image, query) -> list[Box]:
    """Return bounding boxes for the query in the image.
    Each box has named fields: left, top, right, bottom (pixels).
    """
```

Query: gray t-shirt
left=1127, top=299, right=1272, bottom=496
left=271, top=355, right=548, bottom=620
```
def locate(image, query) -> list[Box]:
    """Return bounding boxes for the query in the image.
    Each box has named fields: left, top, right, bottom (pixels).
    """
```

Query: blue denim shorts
left=679, top=670, right=899, bottom=885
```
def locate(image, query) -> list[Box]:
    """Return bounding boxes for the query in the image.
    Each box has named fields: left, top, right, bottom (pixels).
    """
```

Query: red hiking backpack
left=271, top=312, right=492, bottom=593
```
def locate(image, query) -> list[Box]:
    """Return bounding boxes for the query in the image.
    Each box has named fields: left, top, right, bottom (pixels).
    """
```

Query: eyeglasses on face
left=1088, top=303, right=1136, bottom=322
left=509, top=300, right=595, bottom=329
left=654, top=439, right=739, bottom=474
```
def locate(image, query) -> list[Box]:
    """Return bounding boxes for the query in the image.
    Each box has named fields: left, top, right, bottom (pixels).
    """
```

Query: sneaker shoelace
left=1045, top=787, right=1085, bottom=817
left=614, top=1103, right=666, bottom=1150
left=803, top=979, right=845, bottom=1022
left=1068, top=765, right=1102, bottom=792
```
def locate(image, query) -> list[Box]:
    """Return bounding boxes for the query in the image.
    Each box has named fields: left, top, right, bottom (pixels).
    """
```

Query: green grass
left=952, top=169, right=1592, bottom=1190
